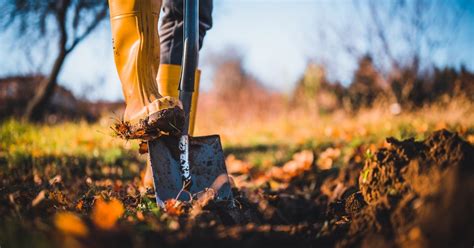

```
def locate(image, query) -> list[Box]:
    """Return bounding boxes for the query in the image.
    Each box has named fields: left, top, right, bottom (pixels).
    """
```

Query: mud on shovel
left=148, top=0, right=232, bottom=207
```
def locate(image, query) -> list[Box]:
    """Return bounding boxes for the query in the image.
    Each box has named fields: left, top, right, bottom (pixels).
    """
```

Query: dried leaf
left=111, top=121, right=131, bottom=139
left=49, top=175, right=62, bottom=185
left=141, top=162, right=154, bottom=189
left=164, top=199, right=184, bottom=216
left=317, top=148, right=341, bottom=170
left=32, top=190, right=46, bottom=207
left=136, top=211, right=144, bottom=221
left=76, top=200, right=84, bottom=211
left=226, top=155, right=251, bottom=174
left=91, top=198, right=124, bottom=229
left=54, top=212, right=89, bottom=237
left=49, top=190, right=69, bottom=205
left=467, top=134, right=474, bottom=144
left=270, top=150, right=314, bottom=182
left=85, top=177, right=93, bottom=185
left=33, top=173, right=42, bottom=185
left=168, top=220, right=180, bottom=230
left=138, top=141, right=148, bottom=154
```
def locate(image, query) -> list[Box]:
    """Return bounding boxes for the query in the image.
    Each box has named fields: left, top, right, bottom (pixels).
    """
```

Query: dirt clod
left=341, top=130, right=474, bottom=247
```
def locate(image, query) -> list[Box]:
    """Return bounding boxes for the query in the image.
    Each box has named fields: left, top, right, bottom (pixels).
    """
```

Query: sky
left=1, top=0, right=473, bottom=101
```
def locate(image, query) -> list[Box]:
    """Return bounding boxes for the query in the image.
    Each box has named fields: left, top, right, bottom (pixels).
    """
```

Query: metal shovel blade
left=148, top=135, right=232, bottom=205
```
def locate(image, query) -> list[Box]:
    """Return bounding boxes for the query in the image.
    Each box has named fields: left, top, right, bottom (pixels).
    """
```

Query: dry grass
left=194, top=94, right=474, bottom=147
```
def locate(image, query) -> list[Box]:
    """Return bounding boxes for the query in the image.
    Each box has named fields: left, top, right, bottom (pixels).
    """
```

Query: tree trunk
left=23, top=49, right=68, bottom=122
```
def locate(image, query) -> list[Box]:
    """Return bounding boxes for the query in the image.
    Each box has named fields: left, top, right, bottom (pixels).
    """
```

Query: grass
left=0, top=119, right=144, bottom=189
left=195, top=98, right=474, bottom=168
left=0, top=119, right=133, bottom=162
left=1, top=99, right=473, bottom=172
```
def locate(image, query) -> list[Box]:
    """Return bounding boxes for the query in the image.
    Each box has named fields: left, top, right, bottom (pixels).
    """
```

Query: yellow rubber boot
left=142, top=64, right=200, bottom=189
left=157, top=64, right=201, bottom=136
left=109, top=0, right=182, bottom=129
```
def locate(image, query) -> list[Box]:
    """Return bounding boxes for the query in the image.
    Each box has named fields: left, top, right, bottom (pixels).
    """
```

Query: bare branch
left=67, top=1, right=108, bottom=53
left=368, top=1, right=399, bottom=70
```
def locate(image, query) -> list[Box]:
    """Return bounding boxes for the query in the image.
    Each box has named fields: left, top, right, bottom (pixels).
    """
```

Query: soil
left=112, top=106, right=185, bottom=141
left=159, top=129, right=474, bottom=247
left=338, top=130, right=474, bottom=247
left=1, top=130, right=473, bottom=247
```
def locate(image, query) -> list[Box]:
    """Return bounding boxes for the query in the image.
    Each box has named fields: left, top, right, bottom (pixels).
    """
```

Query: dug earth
left=336, top=129, right=474, bottom=247
left=172, top=130, right=474, bottom=247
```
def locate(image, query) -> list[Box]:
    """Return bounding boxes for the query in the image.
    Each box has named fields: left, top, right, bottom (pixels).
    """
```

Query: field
left=1, top=99, right=474, bottom=248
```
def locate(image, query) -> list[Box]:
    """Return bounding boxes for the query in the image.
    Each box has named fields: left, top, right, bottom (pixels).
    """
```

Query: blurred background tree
left=292, top=63, right=345, bottom=113
left=306, top=0, right=469, bottom=111
left=347, top=55, right=386, bottom=111
left=355, top=0, right=466, bottom=108
left=0, top=0, right=108, bottom=121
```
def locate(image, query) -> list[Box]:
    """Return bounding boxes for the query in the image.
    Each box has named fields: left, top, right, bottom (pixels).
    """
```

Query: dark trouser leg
left=159, top=0, right=213, bottom=65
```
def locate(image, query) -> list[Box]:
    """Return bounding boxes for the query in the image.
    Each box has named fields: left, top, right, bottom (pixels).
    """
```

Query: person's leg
left=156, top=0, right=213, bottom=134
left=108, top=0, right=184, bottom=139
left=159, top=0, right=213, bottom=65
left=143, top=0, right=213, bottom=188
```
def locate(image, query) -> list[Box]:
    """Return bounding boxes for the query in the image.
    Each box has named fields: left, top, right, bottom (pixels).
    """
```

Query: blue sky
left=1, top=0, right=473, bottom=101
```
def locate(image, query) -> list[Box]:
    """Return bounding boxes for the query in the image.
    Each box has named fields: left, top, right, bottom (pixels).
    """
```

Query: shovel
left=148, top=0, right=232, bottom=207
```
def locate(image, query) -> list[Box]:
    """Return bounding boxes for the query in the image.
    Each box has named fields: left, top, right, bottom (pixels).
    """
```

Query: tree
left=311, top=0, right=466, bottom=107
left=292, top=63, right=345, bottom=112
left=207, top=48, right=282, bottom=120
left=348, top=55, right=385, bottom=110
left=0, top=0, right=108, bottom=121
left=359, top=0, right=464, bottom=105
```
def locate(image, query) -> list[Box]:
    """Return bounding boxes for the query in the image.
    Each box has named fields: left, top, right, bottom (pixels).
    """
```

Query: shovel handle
left=179, top=0, right=199, bottom=135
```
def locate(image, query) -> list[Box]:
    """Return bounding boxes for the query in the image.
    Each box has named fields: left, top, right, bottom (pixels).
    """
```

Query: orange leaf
left=136, top=211, right=145, bottom=221
left=467, top=134, right=474, bottom=144
left=76, top=200, right=84, bottom=211
left=271, top=150, right=314, bottom=181
left=226, top=155, right=251, bottom=174
left=141, top=162, right=154, bottom=189
left=164, top=199, right=184, bottom=216
left=91, top=198, right=124, bottom=229
left=317, top=148, right=341, bottom=170
left=54, top=212, right=89, bottom=237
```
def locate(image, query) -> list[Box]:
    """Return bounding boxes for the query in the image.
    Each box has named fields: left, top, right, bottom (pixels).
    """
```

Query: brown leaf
left=32, top=190, right=46, bottom=207
left=49, top=175, right=62, bottom=185
left=269, top=150, right=314, bottom=182
left=317, top=148, right=341, bottom=170
left=226, top=155, right=251, bottom=174
left=138, top=141, right=148, bottom=154
left=33, top=173, right=42, bottom=185
left=164, top=199, right=184, bottom=216
left=136, top=211, right=144, bottom=221
left=49, top=190, right=69, bottom=205
left=141, top=162, right=154, bottom=189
